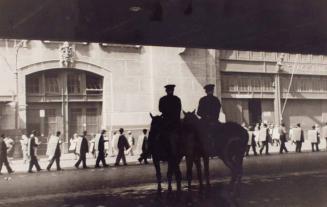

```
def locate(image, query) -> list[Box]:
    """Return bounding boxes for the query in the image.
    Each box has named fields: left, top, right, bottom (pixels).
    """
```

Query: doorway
left=248, top=99, right=262, bottom=125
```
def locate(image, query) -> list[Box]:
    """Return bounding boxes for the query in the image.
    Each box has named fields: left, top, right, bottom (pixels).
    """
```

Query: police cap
left=204, top=84, right=215, bottom=91
left=164, top=84, right=176, bottom=90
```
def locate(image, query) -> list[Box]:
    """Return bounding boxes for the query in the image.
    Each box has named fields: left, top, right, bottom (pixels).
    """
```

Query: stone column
left=17, top=71, right=27, bottom=130
left=102, top=72, right=112, bottom=132
left=215, top=50, right=226, bottom=122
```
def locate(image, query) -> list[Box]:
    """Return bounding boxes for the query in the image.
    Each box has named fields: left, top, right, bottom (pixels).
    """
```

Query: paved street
left=1, top=151, right=327, bottom=206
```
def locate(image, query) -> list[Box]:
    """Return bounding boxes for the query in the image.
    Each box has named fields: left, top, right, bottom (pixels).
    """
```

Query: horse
left=180, top=110, right=207, bottom=192
left=148, top=113, right=183, bottom=196
left=182, top=111, right=249, bottom=197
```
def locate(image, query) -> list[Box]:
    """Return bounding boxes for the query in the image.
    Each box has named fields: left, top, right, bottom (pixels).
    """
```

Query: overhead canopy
left=0, top=0, right=327, bottom=54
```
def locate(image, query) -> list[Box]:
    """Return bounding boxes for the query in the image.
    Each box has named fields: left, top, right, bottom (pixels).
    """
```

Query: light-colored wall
left=0, top=40, right=219, bottom=131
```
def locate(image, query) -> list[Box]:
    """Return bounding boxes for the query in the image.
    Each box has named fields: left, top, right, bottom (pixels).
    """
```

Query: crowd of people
left=0, top=128, right=150, bottom=175
left=243, top=122, right=327, bottom=156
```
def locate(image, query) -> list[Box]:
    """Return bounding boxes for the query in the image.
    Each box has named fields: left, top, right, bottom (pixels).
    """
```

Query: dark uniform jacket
left=159, top=95, right=181, bottom=122
left=0, top=139, right=8, bottom=159
left=80, top=136, right=89, bottom=155
left=197, top=95, right=221, bottom=121
left=118, top=135, right=130, bottom=150
left=29, top=137, right=38, bottom=157
left=98, top=135, right=105, bottom=152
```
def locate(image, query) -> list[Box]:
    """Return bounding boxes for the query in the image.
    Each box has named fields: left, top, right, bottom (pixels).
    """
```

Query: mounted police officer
left=159, top=84, right=182, bottom=129
left=197, top=84, right=221, bottom=123
left=197, top=84, right=221, bottom=155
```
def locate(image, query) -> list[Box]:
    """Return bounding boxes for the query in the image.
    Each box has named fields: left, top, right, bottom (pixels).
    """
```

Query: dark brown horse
left=148, top=113, right=183, bottom=196
left=182, top=111, right=248, bottom=197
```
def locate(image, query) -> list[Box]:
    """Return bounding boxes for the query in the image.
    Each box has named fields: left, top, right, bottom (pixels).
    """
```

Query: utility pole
left=274, top=53, right=284, bottom=125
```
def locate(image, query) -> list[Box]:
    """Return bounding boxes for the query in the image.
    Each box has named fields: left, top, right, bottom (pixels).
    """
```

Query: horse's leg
left=167, top=160, right=173, bottom=194
left=203, top=156, right=210, bottom=188
left=175, top=159, right=182, bottom=193
left=186, top=155, right=194, bottom=191
left=153, top=158, right=162, bottom=195
left=194, top=157, right=203, bottom=192
left=231, top=155, right=244, bottom=198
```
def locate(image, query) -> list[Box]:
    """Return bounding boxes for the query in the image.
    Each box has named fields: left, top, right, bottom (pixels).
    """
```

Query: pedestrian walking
left=95, top=129, right=109, bottom=168
left=279, top=123, right=288, bottom=154
left=69, top=133, right=78, bottom=160
left=89, top=134, right=96, bottom=158
left=315, top=124, right=321, bottom=147
left=138, top=129, right=150, bottom=164
left=254, top=123, right=261, bottom=148
left=75, top=131, right=89, bottom=169
left=112, top=131, right=119, bottom=156
left=272, top=124, right=280, bottom=147
left=259, top=123, right=270, bottom=155
left=321, top=123, right=327, bottom=151
left=4, top=136, right=14, bottom=157
left=115, top=128, right=130, bottom=166
left=108, top=131, right=117, bottom=157
left=27, top=130, right=42, bottom=173
left=126, top=131, right=135, bottom=156
left=0, top=134, right=14, bottom=175
left=46, top=131, right=62, bottom=171
left=245, top=125, right=257, bottom=156
left=20, top=134, right=29, bottom=164
left=308, top=125, right=319, bottom=152
left=292, top=123, right=304, bottom=153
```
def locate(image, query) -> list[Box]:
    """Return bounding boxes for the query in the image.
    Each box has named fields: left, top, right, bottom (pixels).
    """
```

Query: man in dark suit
left=138, top=129, right=149, bottom=164
left=28, top=130, right=42, bottom=173
left=197, top=84, right=221, bottom=123
left=0, top=134, right=14, bottom=175
left=95, top=129, right=109, bottom=168
left=115, top=128, right=130, bottom=166
left=159, top=84, right=182, bottom=128
left=75, top=131, right=89, bottom=169
left=279, top=123, right=288, bottom=154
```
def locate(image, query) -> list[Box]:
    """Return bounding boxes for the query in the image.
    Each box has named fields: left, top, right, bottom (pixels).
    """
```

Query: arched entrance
left=18, top=61, right=112, bottom=154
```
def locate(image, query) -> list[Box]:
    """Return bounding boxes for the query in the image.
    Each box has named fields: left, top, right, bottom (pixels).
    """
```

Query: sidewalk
left=6, top=153, right=142, bottom=173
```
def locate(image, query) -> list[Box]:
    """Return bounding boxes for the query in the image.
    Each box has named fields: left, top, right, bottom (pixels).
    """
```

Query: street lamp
left=275, top=53, right=284, bottom=125
left=13, top=40, right=27, bottom=159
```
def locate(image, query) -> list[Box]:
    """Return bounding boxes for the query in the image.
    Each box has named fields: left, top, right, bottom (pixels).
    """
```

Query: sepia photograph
left=0, top=1, right=327, bottom=207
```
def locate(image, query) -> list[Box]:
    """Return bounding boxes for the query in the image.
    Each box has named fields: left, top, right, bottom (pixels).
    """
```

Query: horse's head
left=182, top=110, right=199, bottom=125
left=149, top=113, right=163, bottom=133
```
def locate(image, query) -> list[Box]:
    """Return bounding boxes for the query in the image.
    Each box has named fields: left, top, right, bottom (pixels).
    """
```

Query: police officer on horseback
left=197, top=84, right=221, bottom=155
left=197, top=84, right=221, bottom=123
left=159, top=84, right=182, bottom=129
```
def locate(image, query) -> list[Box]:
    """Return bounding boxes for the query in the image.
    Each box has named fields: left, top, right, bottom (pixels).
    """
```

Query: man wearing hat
left=115, top=128, right=130, bottom=166
left=197, top=84, right=221, bottom=123
left=159, top=84, right=182, bottom=127
left=28, top=130, right=42, bottom=173
left=95, top=129, right=109, bottom=168
left=0, top=134, right=14, bottom=175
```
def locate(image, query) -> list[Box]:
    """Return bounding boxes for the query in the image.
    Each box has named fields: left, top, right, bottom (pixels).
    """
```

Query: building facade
left=0, top=39, right=326, bottom=154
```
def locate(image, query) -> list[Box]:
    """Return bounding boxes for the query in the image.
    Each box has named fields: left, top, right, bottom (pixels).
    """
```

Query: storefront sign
left=40, top=109, right=45, bottom=117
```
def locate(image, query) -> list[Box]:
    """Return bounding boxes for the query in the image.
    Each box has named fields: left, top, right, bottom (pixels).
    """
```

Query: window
left=68, top=73, right=81, bottom=94
left=45, top=74, right=59, bottom=94
left=27, top=76, right=40, bottom=94
left=86, top=108, right=99, bottom=134
left=86, top=73, right=103, bottom=95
